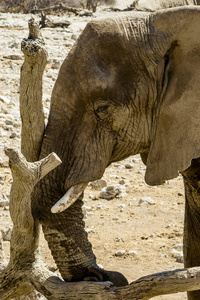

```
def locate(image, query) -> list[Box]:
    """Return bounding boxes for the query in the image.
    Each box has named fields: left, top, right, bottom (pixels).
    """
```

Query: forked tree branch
left=0, top=148, right=61, bottom=299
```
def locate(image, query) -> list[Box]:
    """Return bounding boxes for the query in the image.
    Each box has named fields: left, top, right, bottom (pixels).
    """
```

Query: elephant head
left=32, top=6, right=200, bottom=286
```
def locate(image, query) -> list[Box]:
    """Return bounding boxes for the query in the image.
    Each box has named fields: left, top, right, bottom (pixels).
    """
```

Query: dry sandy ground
left=0, top=5, right=189, bottom=299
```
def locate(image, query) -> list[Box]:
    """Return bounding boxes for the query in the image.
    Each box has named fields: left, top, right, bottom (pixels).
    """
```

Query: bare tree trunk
left=0, top=148, right=61, bottom=299
left=17, top=17, right=48, bottom=299
left=20, top=17, right=47, bottom=162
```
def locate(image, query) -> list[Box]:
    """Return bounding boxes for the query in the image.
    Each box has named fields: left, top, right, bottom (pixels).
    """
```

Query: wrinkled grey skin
left=134, top=0, right=200, bottom=11
left=32, top=6, right=200, bottom=299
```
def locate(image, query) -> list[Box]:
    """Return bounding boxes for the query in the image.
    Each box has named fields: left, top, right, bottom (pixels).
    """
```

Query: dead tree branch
left=39, top=12, right=71, bottom=29
left=33, top=3, right=82, bottom=15
left=0, top=232, right=7, bottom=271
left=42, top=267, right=200, bottom=299
left=0, top=148, right=61, bottom=299
left=20, top=18, right=47, bottom=162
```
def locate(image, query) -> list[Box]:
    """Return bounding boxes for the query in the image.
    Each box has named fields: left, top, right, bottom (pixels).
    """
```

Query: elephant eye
left=96, top=105, right=109, bottom=113
left=94, top=105, right=109, bottom=120
left=94, top=100, right=111, bottom=120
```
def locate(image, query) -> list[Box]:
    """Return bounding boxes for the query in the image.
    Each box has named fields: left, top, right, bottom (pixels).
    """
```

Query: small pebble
left=115, top=250, right=126, bottom=257
left=139, top=196, right=156, bottom=205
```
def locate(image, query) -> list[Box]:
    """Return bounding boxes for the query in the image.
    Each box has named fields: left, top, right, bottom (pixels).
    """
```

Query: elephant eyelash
left=96, top=105, right=109, bottom=113
left=94, top=105, right=110, bottom=121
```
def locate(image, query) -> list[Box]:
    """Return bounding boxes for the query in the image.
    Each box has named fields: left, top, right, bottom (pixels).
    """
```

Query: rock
left=116, top=203, right=126, bottom=209
left=171, top=249, right=183, bottom=263
left=0, top=95, right=10, bottom=103
left=79, top=10, right=93, bottom=17
left=139, top=196, right=156, bottom=205
left=0, top=194, right=9, bottom=207
left=0, top=173, right=5, bottom=180
left=119, top=179, right=129, bottom=186
left=89, top=179, right=107, bottom=190
left=85, top=228, right=94, bottom=233
left=178, top=192, right=184, bottom=196
left=113, top=163, right=125, bottom=169
left=115, top=237, right=124, bottom=242
left=83, top=205, right=92, bottom=211
left=3, top=54, right=22, bottom=60
left=115, top=250, right=126, bottom=257
left=119, top=179, right=126, bottom=185
left=3, top=124, right=13, bottom=131
left=0, top=157, right=4, bottom=167
left=82, top=205, right=93, bottom=219
left=99, top=185, right=127, bottom=200
left=128, top=250, right=138, bottom=256
left=97, top=263, right=104, bottom=269
left=51, top=59, right=61, bottom=69
left=44, top=107, right=49, bottom=118
left=5, top=119, right=14, bottom=126
left=10, top=132, right=20, bottom=139
left=162, top=253, right=168, bottom=258
left=166, top=223, right=176, bottom=228
left=172, top=243, right=183, bottom=251
left=71, top=33, right=79, bottom=41
left=89, top=194, right=98, bottom=200
left=132, top=157, right=141, bottom=163
left=96, top=203, right=107, bottom=210
left=8, top=40, right=19, bottom=49
left=125, top=163, right=134, bottom=169
left=149, top=233, right=157, bottom=238
left=109, top=174, right=120, bottom=179
left=1, top=226, right=12, bottom=241
left=47, top=265, right=58, bottom=272
left=64, top=40, right=74, bottom=48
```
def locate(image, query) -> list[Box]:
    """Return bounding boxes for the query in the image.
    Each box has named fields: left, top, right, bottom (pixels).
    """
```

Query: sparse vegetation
left=0, top=0, right=116, bottom=13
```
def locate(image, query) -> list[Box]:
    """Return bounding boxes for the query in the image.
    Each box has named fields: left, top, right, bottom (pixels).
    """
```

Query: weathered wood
left=39, top=12, right=71, bottom=29
left=33, top=3, right=81, bottom=15
left=0, top=148, right=61, bottom=300
left=20, top=18, right=47, bottom=162
left=0, top=232, right=7, bottom=271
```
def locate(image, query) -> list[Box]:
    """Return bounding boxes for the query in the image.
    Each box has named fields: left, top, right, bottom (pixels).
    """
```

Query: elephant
left=133, top=0, right=200, bottom=11
left=31, top=5, right=200, bottom=300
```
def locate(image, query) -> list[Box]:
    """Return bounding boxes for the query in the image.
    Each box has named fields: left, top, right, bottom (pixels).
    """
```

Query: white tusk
left=51, top=183, right=87, bottom=214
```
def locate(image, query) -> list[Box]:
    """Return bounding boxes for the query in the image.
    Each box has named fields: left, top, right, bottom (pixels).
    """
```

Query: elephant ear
left=145, top=7, right=200, bottom=186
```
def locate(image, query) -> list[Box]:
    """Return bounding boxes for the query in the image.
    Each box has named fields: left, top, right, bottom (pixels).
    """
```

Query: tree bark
left=33, top=3, right=82, bottom=15
left=43, top=267, right=200, bottom=299
left=39, top=12, right=71, bottom=29
left=20, top=17, right=47, bottom=162
left=0, top=148, right=61, bottom=299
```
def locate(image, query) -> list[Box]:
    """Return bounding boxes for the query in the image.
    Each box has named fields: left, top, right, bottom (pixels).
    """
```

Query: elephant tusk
left=51, top=183, right=87, bottom=213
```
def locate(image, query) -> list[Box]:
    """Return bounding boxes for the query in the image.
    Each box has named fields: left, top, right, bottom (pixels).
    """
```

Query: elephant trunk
left=32, top=188, right=128, bottom=285
left=42, top=199, right=96, bottom=281
left=32, top=183, right=97, bottom=281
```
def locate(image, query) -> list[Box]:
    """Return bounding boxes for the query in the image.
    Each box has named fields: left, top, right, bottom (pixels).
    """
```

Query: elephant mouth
left=51, top=183, right=88, bottom=213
